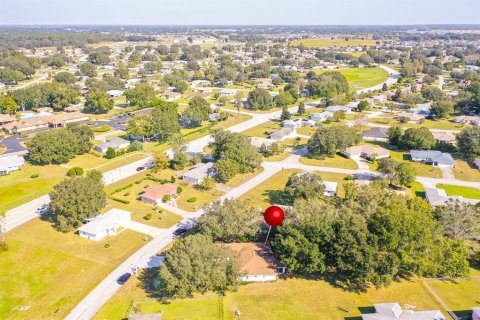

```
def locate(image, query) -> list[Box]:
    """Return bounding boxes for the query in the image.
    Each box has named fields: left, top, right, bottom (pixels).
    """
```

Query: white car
left=35, top=205, right=49, bottom=214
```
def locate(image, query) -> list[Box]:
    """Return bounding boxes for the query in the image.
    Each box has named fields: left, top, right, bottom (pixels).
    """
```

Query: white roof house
left=425, top=188, right=479, bottom=207
left=78, top=209, right=131, bottom=241
left=361, top=303, right=446, bottom=320
left=95, top=137, right=131, bottom=153
left=106, top=90, right=124, bottom=97
left=311, top=111, right=333, bottom=122
left=181, top=162, right=214, bottom=185
left=410, top=150, right=455, bottom=168
left=219, top=89, right=237, bottom=96
left=326, top=105, right=352, bottom=114
left=0, top=155, right=25, bottom=175
left=323, top=181, right=338, bottom=197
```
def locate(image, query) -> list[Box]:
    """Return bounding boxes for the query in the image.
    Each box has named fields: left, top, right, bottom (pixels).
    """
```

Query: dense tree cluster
left=307, top=126, right=361, bottom=157
left=456, top=126, right=480, bottom=159
left=9, top=82, right=79, bottom=111
left=181, top=97, right=211, bottom=128
left=305, top=71, right=349, bottom=102
left=248, top=88, right=274, bottom=110
left=387, top=126, right=436, bottom=150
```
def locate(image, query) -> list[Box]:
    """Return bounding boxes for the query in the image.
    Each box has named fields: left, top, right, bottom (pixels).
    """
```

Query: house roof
left=142, top=184, right=177, bottom=201
left=182, top=162, right=214, bottom=181
left=432, top=131, right=456, bottom=144
left=0, top=155, right=25, bottom=171
left=362, top=127, right=389, bottom=139
left=361, top=302, right=446, bottom=320
left=250, top=137, right=275, bottom=148
left=270, top=127, right=294, bottom=138
left=397, top=112, right=424, bottom=121
left=410, top=150, right=454, bottom=166
left=425, top=188, right=479, bottom=206
left=78, top=209, right=131, bottom=235
left=344, top=145, right=390, bottom=157
left=226, top=243, right=279, bottom=276
left=97, top=137, right=130, bottom=150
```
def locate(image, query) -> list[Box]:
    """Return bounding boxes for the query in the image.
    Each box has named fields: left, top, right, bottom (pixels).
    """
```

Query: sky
left=1, top=0, right=479, bottom=25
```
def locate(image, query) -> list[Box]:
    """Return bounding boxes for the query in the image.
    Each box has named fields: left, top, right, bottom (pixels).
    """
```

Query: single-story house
left=0, top=114, right=16, bottom=125
left=219, top=89, right=237, bottom=96
left=362, top=127, right=389, bottom=142
left=191, top=80, right=210, bottom=87
left=2, top=118, right=49, bottom=134
left=341, top=145, right=390, bottom=160
left=310, top=111, right=333, bottom=122
left=396, top=112, right=424, bottom=124
left=372, top=94, right=388, bottom=104
left=410, top=102, right=431, bottom=116
left=0, top=155, right=25, bottom=175
left=323, top=181, right=338, bottom=197
left=194, top=87, right=213, bottom=93
left=425, top=188, right=479, bottom=207
left=282, top=118, right=316, bottom=129
left=410, top=150, right=455, bottom=168
left=270, top=127, right=296, bottom=141
left=44, top=112, right=90, bottom=128
left=226, top=243, right=285, bottom=282
left=361, top=303, right=446, bottom=320
left=326, top=105, right=352, bottom=114
left=181, top=162, right=214, bottom=185
left=78, top=209, right=131, bottom=241
left=472, top=307, right=480, bottom=320
left=188, top=92, right=212, bottom=100
left=106, top=89, right=124, bottom=98
left=250, top=137, right=276, bottom=151
left=141, top=184, right=177, bottom=204
left=95, top=137, right=131, bottom=153
left=161, top=92, right=181, bottom=101
left=432, top=131, right=456, bottom=145
left=474, top=158, right=480, bottom=170
left=452, top=115, right=480, bottom=126
left=128, top=313, right=163, bottom=320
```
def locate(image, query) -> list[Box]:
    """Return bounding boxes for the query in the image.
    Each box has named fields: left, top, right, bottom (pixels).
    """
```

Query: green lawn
left=404, top=119, right=467, bottom=131
left=241, top=121, right=281, bottom=138
left=0, top=219, right=147, bottom=319
left=95, top=276, right=445, bottom=320
left=436, top=184, right=480, bottom=200
left=314, top=171, right=351, bottom=197
left=299, top=154, right=359, bottom=170
left=289, top=38, right=376, bottom=48
left=316, top=67, right=389, bottom=92
left=427, top=278, right=480, bottom=318
left=176, top=181, right=224, bottom=212
left=452, top=160, right=480, bottom=182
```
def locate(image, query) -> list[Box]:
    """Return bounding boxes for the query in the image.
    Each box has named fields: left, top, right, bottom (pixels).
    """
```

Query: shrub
left=128, top=140, right=143, bottom=152
left=30, top=173, right=39, bottom=178
left=162, top=195, right=170, bottom=203
left=170, top=175, right=176, bottom=183
left=93, top=124, right=112, bottom=133
left=110, top=183, right=134, bottom=195
left=67, top=167, right=84, bottom=176
left=144, top=212, right=153, bottom=220
left=109, top=196, right=130, bottom=204
left=187, top=197, right=197, bottom=203
left=104, top=243, right=110, bottom=248
left=176, top=186, right=183, bottom=194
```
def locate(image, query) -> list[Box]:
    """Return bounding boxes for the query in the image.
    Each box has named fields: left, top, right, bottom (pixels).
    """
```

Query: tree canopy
left=307, top=126, right=361, bottom=157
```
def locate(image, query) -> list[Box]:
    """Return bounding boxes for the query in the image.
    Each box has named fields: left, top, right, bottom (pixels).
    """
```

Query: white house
left=181, top=162, right=214, bottom=184
left=219, top=89, right=237, bottom=96
left=326, top=105, right=352, bottom=114
left=0, top=155, right=25, bottom=175
left=106, top=90, right=124, bottom=98
left=226, top=243, right=285, bottom=282
left=78, top=209, right=131, bottom=241
left=361, top=303, right=446, bottom=320
left=191, top=80, right=210, bottom=87
left=311, top=111, right=333, bottom=122
left=410, top=150, right=455, bottom=168
left=95, top=137, right=131, bottom=153
left=270, top=127, right=296, bottom=141
left=323, top=181, right=338, bottom=197
left=425, top=188, right=479, bottom=207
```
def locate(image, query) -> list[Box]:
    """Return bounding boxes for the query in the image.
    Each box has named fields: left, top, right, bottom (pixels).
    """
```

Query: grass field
left=0, top=219, right=147, bottom=319
left=316, top=67, right=389, bottom=91
left=241, top=121, right=281, bottom=138
left=427, top=278, right=480, bottom=318
left=94, top=276, right=445, bottom=320
left=404, top=119, right=466, bottom=131
left=436, top=184, right=480, bottom=200
left=290, top=38, right=376, bottom=48
left=299, top=154, right=359, bottom=170
left=452, top=160, right=480, bottom=182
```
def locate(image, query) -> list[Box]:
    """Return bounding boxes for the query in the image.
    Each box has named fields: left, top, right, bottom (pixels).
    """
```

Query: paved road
left=0, top=135, right=27, bottom=155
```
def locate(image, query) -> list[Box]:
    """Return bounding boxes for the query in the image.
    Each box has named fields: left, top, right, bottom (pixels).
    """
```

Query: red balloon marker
left=264, top=205, right=284, bottom=227
left=263, top=206, right=284, bottom=247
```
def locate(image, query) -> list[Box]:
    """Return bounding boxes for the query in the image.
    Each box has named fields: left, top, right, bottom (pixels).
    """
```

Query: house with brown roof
left=226, top=243, right=285, bottom=282
left=270, top=127, right=296, bottom=141
left=0, top=114, right=16, bottom=125
left=3, top=118, right=49, bottom=134
left=432, top=131, right=456, bottom=145
left=341, top=145, right=390, bottom=160
left=396, top=112, right=424, bottom=124
left=141, top=184, right=177, bottom=205
left=187, top=92, right=212, bottom=100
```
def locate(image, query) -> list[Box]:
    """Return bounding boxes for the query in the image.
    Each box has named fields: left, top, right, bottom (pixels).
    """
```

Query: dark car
left=117, top=273, right=132, bottom=285
left=136, top=166, right=146, bottom=172
left=173, top=227, right=187, bottom=236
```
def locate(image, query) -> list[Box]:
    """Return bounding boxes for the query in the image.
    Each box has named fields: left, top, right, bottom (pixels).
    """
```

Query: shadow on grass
left=138, top=267, right=164, bottom=300
left=264, top=189, right=291, bottom=206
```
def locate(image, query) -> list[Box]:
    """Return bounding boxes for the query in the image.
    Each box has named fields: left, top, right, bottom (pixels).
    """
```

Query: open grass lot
left=241, top=120, right=281, bottom=138
left=224, top=168, right=264, bottom=188
left=289, top=38, right=376, bottom=48
left=452, top=160, right=480, bottom=182
left=404, top=119, right=466, bottom=131
left=94, top=276, right=445, bottom=320
left=0, top=163, right=67, bottom=212
left=175, top=181, right=224, bottom=212
left=299, top=154, right=359, bottom=170
left=67, top=153, right=148, bottom=172
left=316, top=67, right=388, bottom=91
left=296, top=126, right=316, bottom=136
left=0, top=219, right=147, bottom=320
left=426, top=278, right=480, bottom=318
left=436, top=184, right=480, bottom=200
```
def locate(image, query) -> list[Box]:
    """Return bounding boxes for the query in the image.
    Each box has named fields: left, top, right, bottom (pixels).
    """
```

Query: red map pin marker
left=264, top=205, right=284, bottom=227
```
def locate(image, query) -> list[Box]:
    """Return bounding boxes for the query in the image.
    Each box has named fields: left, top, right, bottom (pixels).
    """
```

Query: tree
left=128, top=140, right=143, bottom=152
left=84, top=90, right=114, bottom=114
left=387, top=126, right=403, bottom=146
left=285, top=173, right=325, bottom=203
left=49, top=175, right=106, bottom=232
left=332, top=111, right=346, bottom=122
left=213, top=159, right=240, bottom=183
left=182, top=97, right=210, bottom=128
left=157, top=234, right=240, bottom=298
left=127, top=114, right=154, bottom=142
left=153, top=152, right=170, bottom=171
left=248, top=88, right=273, bottom=110
left=382, top=83, right=388, bottom=91
left=54, top=72, right=77, bottom=86
left=79, top=62, right=97, bottom=77
left=377, top=158, right=416, bottom=188
left=198, top=199, right=261, bottom=242
left=170, top=134, right=189, bottom=170
left=396, top=162, right=416, bottom=188
left=210, top=130, right=262, bottom=174
left=125, top=83, right=155, bottom=107
left=399, top=127, right=436, bottom=150
left=377, top=158, right=399, bottom=185
left=297, top=102, right=306, bottom=115
left=456, top=126, right=480, bottom=159
left=435, top=201, right=480, bottom=241
left=0, top=96, right=19, bottom=114
left=234, top=91, right=245, bottom=115
left=280, top=106, right=291, bottom=121
left=421, top=86, right=445, bottom=102
left=305, top=71, right=349, bottom=100
left=199, top=176, right=216, bottom=190
left=430, top=100, right=454, bottom=119
left=357, top=100, right=370, bottom=112
left=307, top=126, right=361, bottom=157
left=105, top=147, right=116, bottom=159
left=275, top=91, right=294, bottom=108
left=150, top=99, right=181, bottom=141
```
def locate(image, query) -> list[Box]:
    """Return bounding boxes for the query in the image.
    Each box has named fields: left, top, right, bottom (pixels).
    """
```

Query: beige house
left=342, top=145, right=390, bottom=160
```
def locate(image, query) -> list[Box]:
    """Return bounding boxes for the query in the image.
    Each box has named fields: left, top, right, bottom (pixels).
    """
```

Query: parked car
left=35, top=205, right=49, bottom=214
left=136, top=166, right=146, bottom=172
left=117, top=273, right=132, bottom=285
left=173, top=227, right=187, bottom=236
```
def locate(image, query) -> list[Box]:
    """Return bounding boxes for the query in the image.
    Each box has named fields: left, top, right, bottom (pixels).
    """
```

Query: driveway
left=1, top=135, right=27, bottom=155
